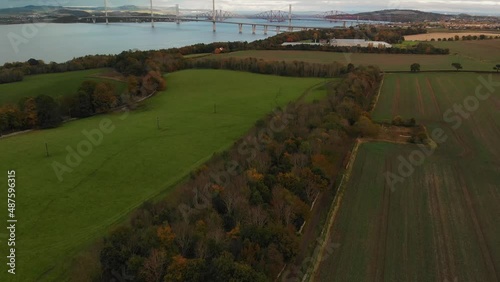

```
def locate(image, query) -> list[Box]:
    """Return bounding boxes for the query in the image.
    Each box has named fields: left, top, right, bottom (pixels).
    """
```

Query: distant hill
left=350, top=9, right=448, bottom=22
left=0, top=5, right=62, bottom=14
left=347, top=9, right=498, bottom=22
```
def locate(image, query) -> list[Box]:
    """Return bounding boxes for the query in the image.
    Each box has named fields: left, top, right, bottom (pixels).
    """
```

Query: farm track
left=415, top=77, right=426, bottom=116
left=309, top=140, right=362, bottom=282
left=434, top=76, right=474, bottom=157
left=392, top=79, right=401, bottom=116
left=373, top=181, right=390, bottom=282
left=427, top=172, right=451, bottom=281
left=426, top=78, right=442, bottom=117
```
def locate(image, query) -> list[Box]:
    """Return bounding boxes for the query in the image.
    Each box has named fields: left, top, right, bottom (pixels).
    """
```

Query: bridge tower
left=150, top=0, right=154, bottom=28
left=176, top=4, right=180, bottom=24
left=212, top=0, right=216, bottom=32
left=288, top=4, right=292, bottom=31
left=104, top=0, right=108, bottom=24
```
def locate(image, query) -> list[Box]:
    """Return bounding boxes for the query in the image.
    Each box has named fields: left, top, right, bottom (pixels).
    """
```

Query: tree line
left=0, top=69, right=169, bottom=135
left=185, top=57, right=351, bottom=78
left=0, top=26, right=442, bottom=85
left=0, top=94, right=62, bottom=133
left=74, top=66, right=383, bottom=282
left=430, top=34, right=500, bottom=42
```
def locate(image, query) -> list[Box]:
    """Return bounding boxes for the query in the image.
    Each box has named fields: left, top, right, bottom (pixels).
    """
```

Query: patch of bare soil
left=89, top=70, right=127, bottom=82
left=363, top=125, right=415, bottom=144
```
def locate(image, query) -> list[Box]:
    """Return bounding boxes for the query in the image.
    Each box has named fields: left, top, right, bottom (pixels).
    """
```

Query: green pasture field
left=217, top=50, right=494, bottom=71
left=0, top=69, right=327, bottom=281
left=315, top=73, right=500, bottom=282
left=0, top=69, right=126, bottom=106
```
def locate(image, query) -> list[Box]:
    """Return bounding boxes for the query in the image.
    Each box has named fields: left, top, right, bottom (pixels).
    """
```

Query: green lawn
left=217, top=49, right=495, bottom=71
left=0, top=69, right=126, bottom=105
left=316, top=73, right=500, bottom=281
left=0, top=69, right=325, bottom=281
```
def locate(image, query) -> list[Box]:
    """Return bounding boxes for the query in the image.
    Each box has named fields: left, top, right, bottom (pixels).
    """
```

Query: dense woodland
left=86, top=66, right=382, bottom=282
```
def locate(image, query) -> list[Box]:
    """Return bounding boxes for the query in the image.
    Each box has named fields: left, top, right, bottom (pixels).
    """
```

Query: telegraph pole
left=150, top=0, right=154, bottom=28
left=212, top=0, right=216, bottom=32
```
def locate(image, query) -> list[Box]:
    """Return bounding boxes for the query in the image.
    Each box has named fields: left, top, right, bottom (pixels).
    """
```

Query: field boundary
left=385, top=70, right=499, bottom=74
left=303, top=139, right=362, bottom=282
left=370, top=74, right=386, bottom=114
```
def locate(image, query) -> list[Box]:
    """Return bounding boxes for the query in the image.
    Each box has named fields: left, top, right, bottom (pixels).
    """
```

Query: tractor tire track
left=457, top=170, right=499, bottom=281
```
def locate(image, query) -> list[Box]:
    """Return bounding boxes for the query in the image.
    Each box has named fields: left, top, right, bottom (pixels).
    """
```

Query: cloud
left=1, top=0, right=499, bottom=14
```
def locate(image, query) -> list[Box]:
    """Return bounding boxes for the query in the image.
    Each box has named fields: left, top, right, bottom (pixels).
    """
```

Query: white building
left=282, top=39, right=392, bottom=48
left=330, top=39, right=392, bottom=48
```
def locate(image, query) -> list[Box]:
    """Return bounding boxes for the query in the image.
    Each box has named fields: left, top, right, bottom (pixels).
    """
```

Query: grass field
left=0, top=69, right=126, bottom=105
left=315, top=73, right=500, bottom=281
left=0, top=69, right=327, bottom=282
left=218, top=50, right=494, bottom=71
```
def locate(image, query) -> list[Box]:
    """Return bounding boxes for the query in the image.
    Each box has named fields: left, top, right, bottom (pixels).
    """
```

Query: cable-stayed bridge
left=78, top=1, right=370, bottom=34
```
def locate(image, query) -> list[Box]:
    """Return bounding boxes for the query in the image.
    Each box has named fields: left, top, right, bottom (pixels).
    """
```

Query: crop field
left=0, top=69, right=327, bottom=281
left=404, top=32, right=500, bottom=41
left=218, top=50, right=494, bottom=71
left=430, top=39, right=500, bottom=65
left=315, top=73, right=500, bottom=282
left=0, top=68, right=126, bottom=105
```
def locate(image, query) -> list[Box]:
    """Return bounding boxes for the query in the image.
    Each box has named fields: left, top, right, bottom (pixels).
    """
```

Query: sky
left=2, top=0, right=500, bottom=15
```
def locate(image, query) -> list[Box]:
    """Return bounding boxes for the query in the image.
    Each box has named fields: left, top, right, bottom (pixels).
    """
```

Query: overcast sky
left=2, top=0, right=499, bottom=15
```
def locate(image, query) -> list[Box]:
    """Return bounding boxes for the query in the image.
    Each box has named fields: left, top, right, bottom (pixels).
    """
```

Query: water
left=0, top=19, right=351, bottom=65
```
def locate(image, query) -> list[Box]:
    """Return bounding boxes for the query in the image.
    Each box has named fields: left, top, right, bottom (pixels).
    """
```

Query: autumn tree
left=452, top=62, right=463, bottom=71
left=19, top=97, right=38, bottom=128
left=157, top=224, right=176, bottom=248
left=410, top=63, right=421, bottom=72
left=353, top=116, right=380, bottom=137
left=0, top=104, right=23, bottom=133
left=73, top=90, right=94, bottom=118
left=141, top=249, right=167, bottom=282
left=127, top=75, right=140, bottom=95
left=141, top=71, right=166, bottom=96
left=92, top=82, right=117, bottom=113
left=34, top=95, right=61, bottom=128
left=172, top=221, right=194, bottom=256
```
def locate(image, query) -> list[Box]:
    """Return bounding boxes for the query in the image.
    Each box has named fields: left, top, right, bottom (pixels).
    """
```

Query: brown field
left=405, top=32, right=500, bottom=41
left=314, top=73, right=500, bottom=282
left=218, top=50, right=494, bottom=71
left=431, top=39, right=500, bottom=64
